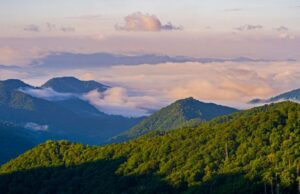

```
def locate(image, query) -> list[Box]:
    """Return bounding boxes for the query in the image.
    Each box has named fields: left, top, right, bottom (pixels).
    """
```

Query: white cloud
left=19, top=87, right=77, bottom=101
left=116, top=12, right=182, bottom=32
left=83, top=88, right=167, bottom=117
left=24, top=122, right=48, bottom=131
left=2, top=60, right=300, bottom=115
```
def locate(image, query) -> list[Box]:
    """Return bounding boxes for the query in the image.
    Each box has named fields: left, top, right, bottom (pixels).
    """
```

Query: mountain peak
left=42, top=77, right=109, bottom=94
left=0, top=79, right=31, bottom=91
left=112, top=97, right=238, bottom=142
left=249, top=87, right=300, bottom=104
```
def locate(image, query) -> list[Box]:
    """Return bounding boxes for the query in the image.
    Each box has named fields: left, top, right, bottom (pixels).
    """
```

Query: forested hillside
left=112, top=97, right=238, bottom=142
left=0, top=102, right=299, bottom=194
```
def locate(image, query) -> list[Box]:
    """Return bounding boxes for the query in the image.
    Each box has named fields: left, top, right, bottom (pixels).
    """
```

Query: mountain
left=0, top=102, right=299, bottom=193
left=0, top=78, right=142, bottom=145
left=42, top=76, right=109, bottom=93
left=112, top=97, right=238, bottom=142
left=249, top=88, right=300, bottom=104
left=0, top=121, right=36, bottom=164
left=29, top=52, right=278, bottom=70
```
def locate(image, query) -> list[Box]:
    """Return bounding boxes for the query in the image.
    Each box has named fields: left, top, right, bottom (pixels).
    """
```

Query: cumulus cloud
left=24, top=122, right=48, bottom=131
left=23, top=25, right=40, bottom=32
left=83, top=87, right=167, bottom=117
left=19, top=87, right=77, bottom=101
left=116, top=12, right=182, bottom=32
left=235, top=24, right=263, bottom=31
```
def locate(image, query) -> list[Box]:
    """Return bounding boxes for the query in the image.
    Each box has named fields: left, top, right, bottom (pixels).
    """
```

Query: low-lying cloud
left=3, top=59, right=300, bottom=116
left=19, top=87, right=77, bottom=101
left=25, top=122, right=49, bottom=131
left=83, top=87, right=167, bottom=117
left=116, top=12, right=182, bottom=32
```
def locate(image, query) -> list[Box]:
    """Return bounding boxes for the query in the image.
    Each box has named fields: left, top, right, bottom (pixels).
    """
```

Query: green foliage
left=0, top=79, right=141, bottom=146
left=1, top=102, right=300, bottom=194
left=113, top=97, right=238, bottom=142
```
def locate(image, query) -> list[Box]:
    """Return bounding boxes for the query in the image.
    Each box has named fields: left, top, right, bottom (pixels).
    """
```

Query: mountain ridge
left=112, top=97, right=238, bottom=142
left=1, top=101, right=298, bottom=193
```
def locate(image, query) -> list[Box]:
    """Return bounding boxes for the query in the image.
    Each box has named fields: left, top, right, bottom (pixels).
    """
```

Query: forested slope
left=0, top=102, right=299, bottom=194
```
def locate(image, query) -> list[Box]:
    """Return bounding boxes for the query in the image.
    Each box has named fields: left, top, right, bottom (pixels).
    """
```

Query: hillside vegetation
left=113, top=97, right=238, bottom=142
left=0, top=102, right=299, bottom=194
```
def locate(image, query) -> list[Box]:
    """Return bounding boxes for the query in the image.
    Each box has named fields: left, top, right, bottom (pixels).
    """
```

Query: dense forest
left=0, top=101, right=300, bottom=194
left=113, top=97, right=238, bottom=142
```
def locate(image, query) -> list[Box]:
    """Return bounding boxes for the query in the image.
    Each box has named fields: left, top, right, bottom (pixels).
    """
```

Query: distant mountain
left=249, top=88, right=300, bottom=104
left=112, top=97, right=238, bottom=142
left=30, top=52, right=278, bottom=70
left=1, top=102, right=299, bottom=193
left=0, top=121, right=36, bottom=164
left=42, top=77, right=109, bottom=94
left=0, top=78, right=142, bottom=146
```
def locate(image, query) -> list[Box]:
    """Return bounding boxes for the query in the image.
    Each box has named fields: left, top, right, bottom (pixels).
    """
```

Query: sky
left=0, top=0, right=300, bottom=116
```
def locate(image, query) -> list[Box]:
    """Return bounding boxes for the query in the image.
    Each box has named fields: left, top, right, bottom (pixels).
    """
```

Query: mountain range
left=27, top=52, right=279, bottom=70
left=0, top=77, right=240, bottom=164
left=112, top=97, right=238, bottom=142
left=0, top=101, right=298, bottom=193
left=249, top=87, right=300, bottom=104
left=0, top=77, right=143, bottom=163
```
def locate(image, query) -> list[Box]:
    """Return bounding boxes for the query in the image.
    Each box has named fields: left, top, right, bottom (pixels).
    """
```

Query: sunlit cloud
left=116, top=12, right=182, bottom=32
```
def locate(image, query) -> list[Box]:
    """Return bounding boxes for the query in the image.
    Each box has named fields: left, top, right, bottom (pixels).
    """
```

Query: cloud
left=23, top=25, right=40, bottom=32
left=23, top=24, right=75, bottom=33
left=2, top=59, right=300, bottom=114
left=116, top=12, right=182, bottom=32
left=61, top=26, right=76, bottom=32
left=19, top=87, right=77, bottom=101
left=274, top=26, right=288, bottom=32
left=235, top=25, right=263, bottom=31
left=46, top=23, right=56, bottom=31
left=277, top=32, right=295, bottom=40
left=24, top=122, right=48, bottom=131
left=83, top=87, right=167, bottom=117
left=69, top=61, right=300, bottom=107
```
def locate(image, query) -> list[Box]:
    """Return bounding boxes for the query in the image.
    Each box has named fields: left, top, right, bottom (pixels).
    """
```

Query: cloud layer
left=116, top=12, right=182, bottom=32
left=25, top=122, right=49, bottom=131
left=19, top=87, right=77, bottom=101
left=83, top=88, right=165, bottom=117
left=3, top=57, right=300, bottom=116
